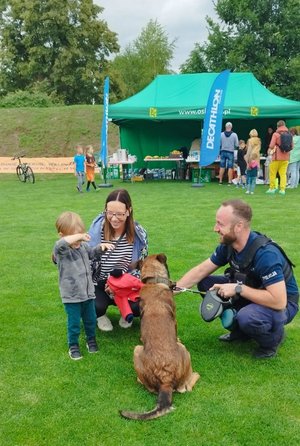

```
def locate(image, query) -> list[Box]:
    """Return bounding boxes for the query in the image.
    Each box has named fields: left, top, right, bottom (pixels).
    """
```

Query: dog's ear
left=156, top=253, right=167, bottom=265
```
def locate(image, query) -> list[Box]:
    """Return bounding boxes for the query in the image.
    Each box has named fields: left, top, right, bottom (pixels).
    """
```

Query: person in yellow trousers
left=266, top=120, right=292, bottom=196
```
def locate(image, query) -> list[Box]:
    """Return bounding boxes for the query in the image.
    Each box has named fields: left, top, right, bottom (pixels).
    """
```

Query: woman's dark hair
left=104, top=189, right=135, bottom=243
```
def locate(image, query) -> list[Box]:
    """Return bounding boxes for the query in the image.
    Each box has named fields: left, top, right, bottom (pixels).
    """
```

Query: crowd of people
left=218, top=120, right=300, bottom=194
left=73, top=120, right=300, bottom=195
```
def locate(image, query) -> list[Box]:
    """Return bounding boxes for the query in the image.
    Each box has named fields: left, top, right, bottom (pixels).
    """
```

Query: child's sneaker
left=86, top=337, right=99, bottom=353
left=69, top=344, right=82, bottom=360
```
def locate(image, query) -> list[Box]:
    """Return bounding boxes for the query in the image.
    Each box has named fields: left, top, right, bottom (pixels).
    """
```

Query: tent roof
left=109, top=72, right=300, bottom=121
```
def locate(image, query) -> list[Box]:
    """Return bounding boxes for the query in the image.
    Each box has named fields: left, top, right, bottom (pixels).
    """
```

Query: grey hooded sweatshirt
left=53, top=239, right=103, bottom=303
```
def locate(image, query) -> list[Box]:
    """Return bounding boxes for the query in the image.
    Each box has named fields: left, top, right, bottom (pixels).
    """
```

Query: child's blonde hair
left=56, top=211, right=85, bottom=235
left=250, top=151, right=259, bottom=161
left=75, top=144, right=83, bottom=154
left=86, top=145, right=94, bottom=155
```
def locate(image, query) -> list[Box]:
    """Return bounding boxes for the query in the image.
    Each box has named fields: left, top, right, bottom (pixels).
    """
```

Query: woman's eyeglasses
left=105, top=210, right=127, bottom=219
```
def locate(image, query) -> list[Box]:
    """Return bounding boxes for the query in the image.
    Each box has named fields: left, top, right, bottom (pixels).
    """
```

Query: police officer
left=177, top=199, right=299, bottom=359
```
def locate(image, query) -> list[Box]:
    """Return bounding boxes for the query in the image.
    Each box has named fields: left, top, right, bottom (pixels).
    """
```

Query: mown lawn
left=1, top=174, right=299, bottom=446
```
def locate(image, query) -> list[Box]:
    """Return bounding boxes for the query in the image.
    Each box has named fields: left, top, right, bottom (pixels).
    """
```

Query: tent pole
left=191, top=165, right=205, bottom=188
left=191, top=127, right=205, bottom=188
left=97, top=161, right=113, bottom=188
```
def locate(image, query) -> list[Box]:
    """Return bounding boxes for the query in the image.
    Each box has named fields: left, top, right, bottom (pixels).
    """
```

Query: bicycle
left=12, top=154, right=35, bottom=183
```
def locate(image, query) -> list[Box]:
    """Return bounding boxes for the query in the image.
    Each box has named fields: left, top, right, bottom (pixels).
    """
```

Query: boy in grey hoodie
left=53, top=211, right=113, bottom=360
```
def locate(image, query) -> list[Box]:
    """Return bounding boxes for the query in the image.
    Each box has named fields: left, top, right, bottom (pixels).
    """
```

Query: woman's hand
left=104, top=284, right=114, bottom=299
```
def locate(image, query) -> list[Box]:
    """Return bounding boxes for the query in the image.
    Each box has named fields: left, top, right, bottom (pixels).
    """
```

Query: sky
left=94, top=0, right=218, bottom=71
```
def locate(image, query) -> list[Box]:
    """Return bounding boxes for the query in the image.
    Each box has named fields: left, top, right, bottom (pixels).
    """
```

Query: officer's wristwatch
left=235, top=283, right=243, bottom=296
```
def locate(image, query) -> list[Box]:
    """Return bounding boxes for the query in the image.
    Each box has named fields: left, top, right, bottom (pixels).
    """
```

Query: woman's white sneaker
left=119, top=317, right=133, bottom=328
left=97, top=315, right=113, bottom=331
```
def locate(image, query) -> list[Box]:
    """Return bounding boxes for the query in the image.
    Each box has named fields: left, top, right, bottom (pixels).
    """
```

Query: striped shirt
left=92, top=234, right=133, bottom=282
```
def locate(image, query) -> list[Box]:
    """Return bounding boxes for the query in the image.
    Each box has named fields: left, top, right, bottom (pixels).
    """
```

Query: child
left=85, top=145, right=98, bottom=191
left=246, top=152, right=259, bottom=195
left=73, top=144, right=85, bottom=193
left=236, top=139, right=247, bottom=188
left=53, top=211, right=114, bottom=360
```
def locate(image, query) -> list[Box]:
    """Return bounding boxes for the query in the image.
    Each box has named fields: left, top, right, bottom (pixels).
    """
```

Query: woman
left=287, top=128, right=300, bottom=188
left=88, top=189, right=148, bottom=331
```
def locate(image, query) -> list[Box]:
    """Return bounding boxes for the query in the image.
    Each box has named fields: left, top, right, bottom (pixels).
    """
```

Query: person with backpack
left=176, top=199, right=299, bottom=359
left=266, top=119, right=293, bottom=195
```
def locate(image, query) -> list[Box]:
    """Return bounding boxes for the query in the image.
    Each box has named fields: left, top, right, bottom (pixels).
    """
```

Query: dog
left=120, top=254, right=200, bottom=421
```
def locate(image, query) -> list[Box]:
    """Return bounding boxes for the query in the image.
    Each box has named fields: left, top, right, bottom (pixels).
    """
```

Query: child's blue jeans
left=64, top=300, right=97, bottom=346
left=76, top=171, right=85, bottom=192
left=246, top=175, right=256, bottom=193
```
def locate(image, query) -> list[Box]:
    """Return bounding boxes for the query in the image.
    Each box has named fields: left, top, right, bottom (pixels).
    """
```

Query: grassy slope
left=0, top=175, right=300, bottom=446
left=0, top=105, right=120, bottom=157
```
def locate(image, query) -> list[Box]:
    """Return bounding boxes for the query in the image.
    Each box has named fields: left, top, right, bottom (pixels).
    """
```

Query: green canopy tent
left=109, top=72, right=300, bottom=167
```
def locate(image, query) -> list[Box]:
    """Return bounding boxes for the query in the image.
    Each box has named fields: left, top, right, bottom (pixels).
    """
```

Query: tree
left=109, top=19, right=176, bottom=100
left=0, top=0, right=119, bottom=104
left=180, top=43, right=208, bottom=74
left=180, top=0, right=300, bottom=100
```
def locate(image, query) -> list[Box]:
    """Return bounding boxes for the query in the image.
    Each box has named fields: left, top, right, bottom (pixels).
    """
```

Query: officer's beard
left=221, top=227, right=237, bottom=245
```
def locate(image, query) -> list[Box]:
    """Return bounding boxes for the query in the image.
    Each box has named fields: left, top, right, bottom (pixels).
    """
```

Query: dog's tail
left=120, top=385, right=173, bottom=421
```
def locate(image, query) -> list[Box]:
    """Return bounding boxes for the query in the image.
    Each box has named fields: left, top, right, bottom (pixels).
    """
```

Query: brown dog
left=120, top=254, right=200, bottom=421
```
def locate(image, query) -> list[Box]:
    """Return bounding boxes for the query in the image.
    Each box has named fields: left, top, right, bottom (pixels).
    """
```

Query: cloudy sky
left=94, top=0, right=218, bottom=71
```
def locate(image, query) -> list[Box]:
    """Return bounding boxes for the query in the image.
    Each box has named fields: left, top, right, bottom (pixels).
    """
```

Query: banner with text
left=200, top=70, right=230, bottom=167
left=0, top=157, right=76, bottom=173
left=100, top=76, right=110, bottom=168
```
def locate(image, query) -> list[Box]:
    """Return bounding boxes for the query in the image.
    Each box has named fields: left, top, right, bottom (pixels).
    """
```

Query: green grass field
left=1, top=174, right=300, bottom=446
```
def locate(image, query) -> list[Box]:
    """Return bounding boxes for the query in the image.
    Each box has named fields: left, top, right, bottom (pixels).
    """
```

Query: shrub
left=0, top=90, right=62, bottom=108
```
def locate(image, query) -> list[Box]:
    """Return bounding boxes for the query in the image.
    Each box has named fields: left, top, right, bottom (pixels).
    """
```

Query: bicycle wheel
left=25, top=166, right=35, bottom=183
left=16, top=165, right=26, bottom=182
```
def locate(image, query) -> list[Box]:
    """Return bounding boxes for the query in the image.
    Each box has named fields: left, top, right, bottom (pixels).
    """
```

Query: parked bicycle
left=12, top=154, right=35, bottom=183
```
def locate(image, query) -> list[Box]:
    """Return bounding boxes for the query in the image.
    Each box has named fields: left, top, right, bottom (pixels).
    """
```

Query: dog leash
left=170, top=283, right=202, bottom=294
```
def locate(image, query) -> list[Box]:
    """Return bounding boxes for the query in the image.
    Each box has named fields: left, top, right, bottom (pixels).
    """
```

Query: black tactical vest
left=225, top=232, right=294, bottom=288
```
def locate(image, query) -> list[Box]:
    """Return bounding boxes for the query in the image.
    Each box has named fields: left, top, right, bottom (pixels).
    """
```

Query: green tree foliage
left=180, top=43, right=208, bottom=74
left=0, top=0, right=119, bottom=104
left=109, top=19, right=176, bottom=101
left=180, top=0, right=300, bottom=100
